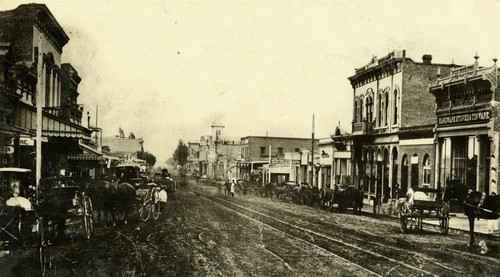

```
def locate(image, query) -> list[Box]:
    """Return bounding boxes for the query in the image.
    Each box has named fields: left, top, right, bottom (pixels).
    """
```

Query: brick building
left=348, top=50, right=456, bottom=207
left=430, top=55, right=499, bottom=194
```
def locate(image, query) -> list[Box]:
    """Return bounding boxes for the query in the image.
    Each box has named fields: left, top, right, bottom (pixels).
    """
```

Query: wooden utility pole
left=311, top=114, right=315, bottom=186
left=35, top=34, right=44, bottom=202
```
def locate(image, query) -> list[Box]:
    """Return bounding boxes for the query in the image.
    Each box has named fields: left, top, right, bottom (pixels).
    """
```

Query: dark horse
left=88, top=179, right=136, bottom=226
left=330, top=185, right=364, bottom=213
left=319, top=187, right=334, bottom=209
left=444, top=180, right=500, bottom=246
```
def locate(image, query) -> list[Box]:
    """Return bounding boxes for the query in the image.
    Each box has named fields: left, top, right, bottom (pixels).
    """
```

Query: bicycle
left=138, top=183, right=160, bottom=221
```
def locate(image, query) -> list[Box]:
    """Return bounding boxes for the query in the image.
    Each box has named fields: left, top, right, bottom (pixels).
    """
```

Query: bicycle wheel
left=152, top=202, right=160, bottom=220
left=139, top=201, right=151, bottom=222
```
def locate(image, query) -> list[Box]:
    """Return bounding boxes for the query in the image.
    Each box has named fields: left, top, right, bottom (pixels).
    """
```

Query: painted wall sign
left=438, top=111, right=490, bottom=126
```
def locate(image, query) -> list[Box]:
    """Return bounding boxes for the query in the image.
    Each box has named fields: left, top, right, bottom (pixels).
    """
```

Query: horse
left=444, top=179, right=500, bottom=246
left=318, top=187, right=335, bottom=209
left=330, top=185, right=364, bottom=214
left=87, top=179, right=136, bottom=226
left=87, top=179, right=115, bottom=227
left=111, top=182, right=136, bottom=225
left=260, top=182, right=276, bottom=198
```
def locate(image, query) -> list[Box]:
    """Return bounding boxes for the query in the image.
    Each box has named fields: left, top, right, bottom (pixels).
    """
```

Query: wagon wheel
left=439, top=216, right=449, bottom=235
left=38, top=218, right=51, bottom=276
left=417, top=217, right=424, bottom=232
left=439, top=203, right=450, bottom=235
left=82, top=196, right=94, bottom=239
left=399, top=203, right=409, bottom=233
left=400, top=215, right=408, bottom=233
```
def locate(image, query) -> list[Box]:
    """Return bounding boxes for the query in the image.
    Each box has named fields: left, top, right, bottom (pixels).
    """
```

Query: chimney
left=422, top=54, right=432, bottom=64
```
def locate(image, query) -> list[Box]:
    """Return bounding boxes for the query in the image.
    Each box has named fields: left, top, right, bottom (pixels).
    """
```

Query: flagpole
left=35, top=34, right=44, bottom=203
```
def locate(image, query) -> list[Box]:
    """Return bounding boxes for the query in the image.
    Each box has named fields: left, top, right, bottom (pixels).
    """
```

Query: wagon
left=39, top=177, right=94, bottom=240
left=399, top=187, right=449, bottom=234
left=0, top=167, right=52, bottom=276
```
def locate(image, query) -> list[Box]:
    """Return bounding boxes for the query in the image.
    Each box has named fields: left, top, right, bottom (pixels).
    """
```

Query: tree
left=173, top=139, right=189, bottom=168
left=118, top=127, right=125, bottom=138
left=136, top=151, right=157, bottom=167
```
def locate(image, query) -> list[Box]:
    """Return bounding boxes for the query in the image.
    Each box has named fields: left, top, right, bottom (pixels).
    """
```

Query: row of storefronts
left=187, top=51, right=499, bottom=213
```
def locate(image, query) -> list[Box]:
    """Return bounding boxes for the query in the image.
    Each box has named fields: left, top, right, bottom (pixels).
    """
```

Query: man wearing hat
left=5, top=179, right=32, bottom=211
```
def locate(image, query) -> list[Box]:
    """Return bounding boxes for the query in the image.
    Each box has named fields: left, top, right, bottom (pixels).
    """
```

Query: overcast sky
left=2, top=0, right=499, bottom=165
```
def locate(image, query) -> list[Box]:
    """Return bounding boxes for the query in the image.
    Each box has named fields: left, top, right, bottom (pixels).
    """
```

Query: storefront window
left=411, top=154, right=419, bottom=187
left=423, top=154, right=431, bottom=187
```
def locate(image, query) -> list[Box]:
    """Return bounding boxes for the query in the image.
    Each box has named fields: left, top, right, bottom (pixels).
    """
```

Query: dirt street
left=2, top=182, right=499, bottom=276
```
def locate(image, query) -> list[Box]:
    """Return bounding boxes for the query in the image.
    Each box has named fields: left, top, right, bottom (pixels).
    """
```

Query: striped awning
left=67, top=154, right=103, bottom=161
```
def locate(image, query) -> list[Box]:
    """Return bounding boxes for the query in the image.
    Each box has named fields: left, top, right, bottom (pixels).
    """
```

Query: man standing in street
left=230, top=179, right=236, bottom=197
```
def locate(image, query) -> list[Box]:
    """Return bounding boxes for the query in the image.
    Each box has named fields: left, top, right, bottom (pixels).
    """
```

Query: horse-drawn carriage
left=0, top=168, right=52, bottom=276
left=39, top=176, right=94, bottom=240
left=318, top=185, right=363, bottom=213
left=398, top=187, right=449, bottom=234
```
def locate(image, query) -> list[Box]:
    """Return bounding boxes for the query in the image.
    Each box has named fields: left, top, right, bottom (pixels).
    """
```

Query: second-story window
left=260, top=146, right=266, bottom=155
left=377, top=94, right=382, bottom=127
left=393, top=89, right=399, bottom=125
left=354, top=100, right=358, bottom=122
left=385, top=92, right=389, bottom=126
left=278, top=147, right=284, bottom=156
left=359, top=97, right=364, bottom=121
left=366, top=96, right=373, bottom=123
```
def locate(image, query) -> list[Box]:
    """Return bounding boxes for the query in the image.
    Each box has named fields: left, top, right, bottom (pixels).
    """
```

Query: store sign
left=270, top=159, right=287, bottom=165
left=438, top=111, right=490, bottom=126
left=1, top=146, right=14, bottom=154
left=20, top=137, right=35, bottom=146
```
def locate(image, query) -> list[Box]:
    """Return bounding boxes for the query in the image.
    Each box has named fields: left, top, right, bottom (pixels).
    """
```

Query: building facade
left=194, top=117, right=240, bottom=180
left=0, top=4, right=100, bottom=179
left=238, top=136, right=319, bottom=183
left=430, top=56, right=499, bottom=194
left=348, top=50, right=456, bottom=207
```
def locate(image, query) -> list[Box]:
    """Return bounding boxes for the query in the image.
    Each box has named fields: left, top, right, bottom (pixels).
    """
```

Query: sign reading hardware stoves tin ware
left=437, top=111, right=491, bottom=126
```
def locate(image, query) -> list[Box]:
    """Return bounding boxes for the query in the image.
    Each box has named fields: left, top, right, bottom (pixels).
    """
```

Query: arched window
left=359, top=97, right=364, bottom=122
left=366, top=96, right=373, bottom=123
left=384, top=92, right=389, bottom=126
left=411, top=154, right=419, bottom=187
left=423, top=154, right=431, bottom=187
left=377, top=94, right=382, bottom=126
left=354, top=100, right=358, bottom=122
left=401, top=155, right=408, bottom=194
left=393, top=89, right=399, bottom=125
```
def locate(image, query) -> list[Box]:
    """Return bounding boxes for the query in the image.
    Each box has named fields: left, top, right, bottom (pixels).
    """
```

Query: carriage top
left=0, top=167, right=34, bottom=203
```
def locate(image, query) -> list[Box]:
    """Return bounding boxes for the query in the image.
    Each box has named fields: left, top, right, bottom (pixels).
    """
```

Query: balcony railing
left=352, top=121, right=374, bottom=135
left=43, top=106, right=83, bottom=125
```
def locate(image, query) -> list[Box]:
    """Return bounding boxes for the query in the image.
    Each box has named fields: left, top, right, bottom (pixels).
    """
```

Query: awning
left=67, top=154, right=103, bottom=161
left=14, top=104, right=91, bottom=140
left=79, top=141, right=102, bottom=155
left=0, top=121, right=33, bottom=137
